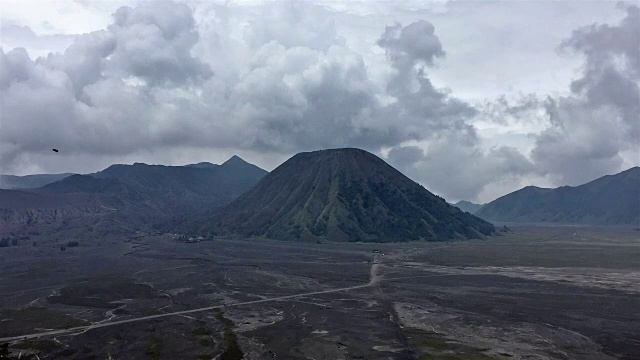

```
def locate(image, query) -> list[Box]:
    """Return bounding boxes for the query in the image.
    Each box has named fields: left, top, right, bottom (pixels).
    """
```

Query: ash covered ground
left=0, top=225, right=638, bottom=359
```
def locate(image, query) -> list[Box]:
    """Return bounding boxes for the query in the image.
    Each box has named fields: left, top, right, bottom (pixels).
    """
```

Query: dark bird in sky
left=52, top=149, right=59, bottom=152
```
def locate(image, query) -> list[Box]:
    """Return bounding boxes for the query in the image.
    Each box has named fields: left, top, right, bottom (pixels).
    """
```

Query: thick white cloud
left=0, top=0, right=637, bottom=204
left=388, top=140, right=533, bottom=202
left=244, top=1, right=340, bottom=51
left=1, top=2, right=213, bottom=167
left=107, top=2, right=213, bottom=86
left=384, top=3, right=640, bottom=201
left=530, top=3, right=640, bottom=185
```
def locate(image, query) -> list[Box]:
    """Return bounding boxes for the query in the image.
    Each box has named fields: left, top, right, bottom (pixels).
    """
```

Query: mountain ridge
left=198, top=148, right=495, bottom=242
left=476, top=166, right=640, bottom=225
left=0, top=173, right=75, bottom=190
left=0, top=156, right=268, bottom=230
left=454, top=200, right=483, bottom=214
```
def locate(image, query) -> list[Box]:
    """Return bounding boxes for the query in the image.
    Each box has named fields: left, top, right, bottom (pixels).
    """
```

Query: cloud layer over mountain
left=1, top=1, right=638, bottom=202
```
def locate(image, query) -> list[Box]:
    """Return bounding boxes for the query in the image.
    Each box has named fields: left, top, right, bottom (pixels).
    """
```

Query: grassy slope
left=204, top=148, right=495, bottom=242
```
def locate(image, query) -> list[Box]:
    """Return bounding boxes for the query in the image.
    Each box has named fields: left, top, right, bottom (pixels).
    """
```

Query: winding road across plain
left=0, top=262, right=383, bottom=343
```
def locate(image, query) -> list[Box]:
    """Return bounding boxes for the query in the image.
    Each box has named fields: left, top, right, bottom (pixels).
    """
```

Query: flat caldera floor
left=0, top=225, right=638, bottom=360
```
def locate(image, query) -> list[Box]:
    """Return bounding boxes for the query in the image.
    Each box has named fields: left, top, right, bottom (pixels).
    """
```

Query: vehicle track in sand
left=0, top=259, right=386, bottom=342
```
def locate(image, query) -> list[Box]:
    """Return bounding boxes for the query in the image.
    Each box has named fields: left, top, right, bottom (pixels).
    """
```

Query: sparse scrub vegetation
left=213, top=309, right=244, bottom=360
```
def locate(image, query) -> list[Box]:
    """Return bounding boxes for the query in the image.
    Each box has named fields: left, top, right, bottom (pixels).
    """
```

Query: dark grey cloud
left=386, top=145, right=424, bottom=168
left=377, top=20, right=445, bottom=99
left=377, top=20, right=444, bottom=68
left=207, top=15, right=478, bottom=154
left=376, top=19, right=476, bottom=142
left=1, top=0, right=636, bottom=204
left=0, top=48, right=33, bottom=88
left=2, top=4, right=462, bottom=173
left=42, top=31, right=115, bottom=97
left=377, top=20, right=534, bottom=201
left=0, top=2, right=546, bottom=202
left=37, top=1, right=212, bottom=96
left=563, top=3, right=639, bottom=141
left=0, top=1, right=214, bottom=171
left=531, top=3, right=640, bottom=185
left=107, top=2, right=212, bottom=86
left=451, top=4, right=640, bottom=194
left=387, top=140, right=533, bottom=202
left=225, top=43, right=380, bottom=152
left=476, top=94, right=550, bottom=127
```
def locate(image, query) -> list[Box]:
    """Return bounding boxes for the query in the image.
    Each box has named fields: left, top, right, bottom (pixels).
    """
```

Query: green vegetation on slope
left=213, top=309, right=244, bottom=360
left=203, top=148, right=495, bottom=242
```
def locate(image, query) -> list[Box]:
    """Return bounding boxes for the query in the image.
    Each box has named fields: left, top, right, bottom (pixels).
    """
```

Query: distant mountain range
left=453, top=200, right=483, bottom=214
left=0, top=156, right=268, bottom=230
left=197, top=148, right=495, bottom=242
left=476, top=167, right=640, bottom=225
left=90, top=156, right=267, bottom=206
left=2, top=150, right=637, bottom=241
left=0, top=155, right=264, bottom=191
left=0, top=173, right=74, bottom=189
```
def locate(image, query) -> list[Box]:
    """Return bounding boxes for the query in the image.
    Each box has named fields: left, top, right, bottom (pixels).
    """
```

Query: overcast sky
left=1, top=0, right=638, bottom=202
